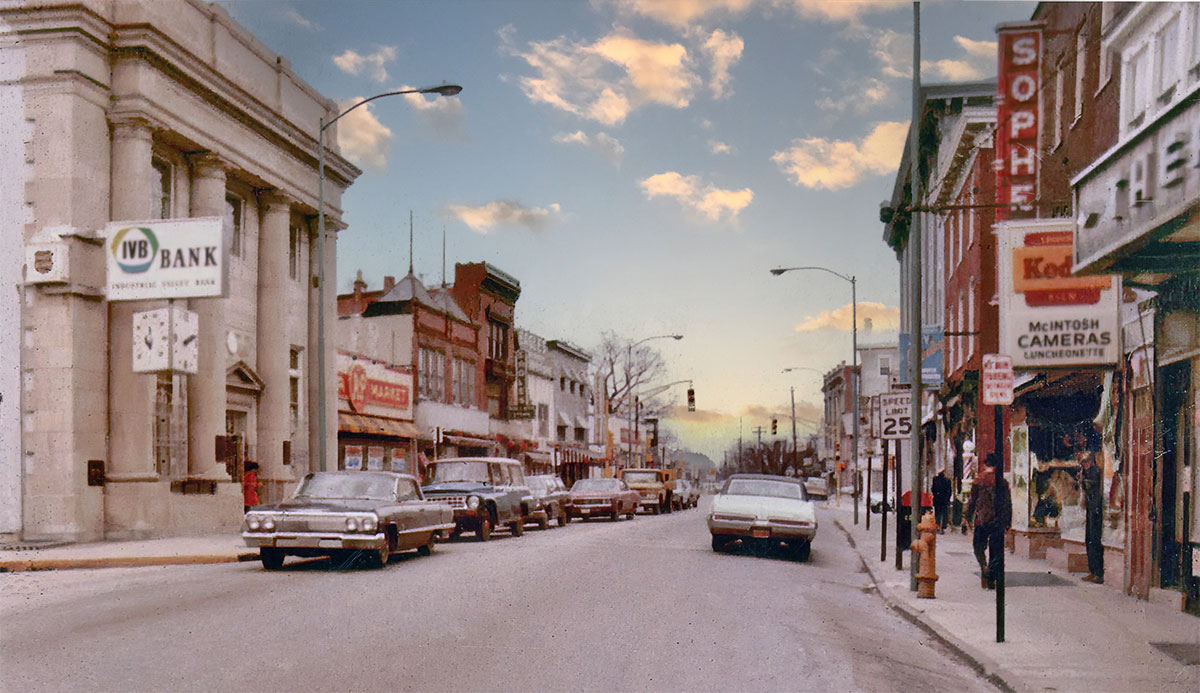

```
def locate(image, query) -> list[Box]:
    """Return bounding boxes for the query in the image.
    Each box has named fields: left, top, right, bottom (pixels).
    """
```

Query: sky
left=217, top=0, right=1036, bottom=462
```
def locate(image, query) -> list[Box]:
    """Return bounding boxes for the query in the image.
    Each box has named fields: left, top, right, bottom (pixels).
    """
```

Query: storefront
left=336, top=353, right=419, bottom=475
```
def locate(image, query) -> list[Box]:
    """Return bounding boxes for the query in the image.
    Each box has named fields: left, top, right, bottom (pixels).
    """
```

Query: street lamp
left=316, top=83, right=462, bottom=472
left=771, top=265, right=859, bottom=525
left=626, top=334, right=683, bottom=467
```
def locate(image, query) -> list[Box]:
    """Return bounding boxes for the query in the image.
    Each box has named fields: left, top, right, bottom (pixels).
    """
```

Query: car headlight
left=248, top=518, right=261, bottom=531
left=345, top=517, right=358, bottom=532
left=360, top=515, right=378, bottom=532
left=262, top=517, right=276, bottom=531
left=466, top=495, right=481, bottom=510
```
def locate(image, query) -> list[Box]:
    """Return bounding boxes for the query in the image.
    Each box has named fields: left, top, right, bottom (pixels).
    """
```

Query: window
left=288, top=224, right=302, bottom=280
left=153, top=373, right=173, bottom=476
left=453, top=357, right=475, bottom=406
left=537, top=403, right=549, bottom=437
left=1052, top=69, right=1064, bottom=148
left=151, top=157, right=172, bottom=219
left=289, top=347, right=302, bottom=425
left=575, top=427, right=586, bottom=443
left=1157, top=14, right=1181, bottom=96
left=1126, top=45, right=1151, bottom=125
left=225, top=194, right=243, bottom=258
left=879, top=357, right=891, bottom=376
left=1075, top=30, right=1087, bottom=121
left=967, top=278, right=977, bottom=362
left=559, top=376, right=566, bottom=392
left=557, top=425, right=567, bottom=441
left=419, top=347, right=445, bottom=401
left=488, top=320, right=509, bottom=361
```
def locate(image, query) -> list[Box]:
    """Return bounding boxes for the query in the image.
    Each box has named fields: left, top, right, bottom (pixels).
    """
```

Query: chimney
left=383, top=275, right=395, bottom=293
left=353, top=269, right=366, bottom=298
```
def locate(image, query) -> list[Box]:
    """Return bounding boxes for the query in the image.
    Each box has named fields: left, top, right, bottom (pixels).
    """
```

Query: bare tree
left=592, top=331, right=671, bottom=419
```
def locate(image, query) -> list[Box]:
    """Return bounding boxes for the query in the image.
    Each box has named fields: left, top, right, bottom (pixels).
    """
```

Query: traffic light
left=771, top=418, right=778, bottom=435
left=687, top=388, right=695, bottom=411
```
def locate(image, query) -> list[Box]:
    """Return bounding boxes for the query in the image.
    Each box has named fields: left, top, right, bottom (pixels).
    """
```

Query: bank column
left=107, top=117, right=157, bottom=481
left=187, top=153, right=228, bottom=480
left=257, top=192, right=291, bottom=501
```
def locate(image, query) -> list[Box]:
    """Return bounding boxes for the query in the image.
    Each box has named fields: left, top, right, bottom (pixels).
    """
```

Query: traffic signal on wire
left=771, top=418, right=778, bottom=435
left=687, top=388, right=695, bottom=411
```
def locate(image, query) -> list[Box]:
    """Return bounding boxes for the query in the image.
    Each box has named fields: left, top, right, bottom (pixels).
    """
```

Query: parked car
left=617, top=468, right=676, bottom=514
left=420, top=457, right=531, bottom=540
left=707, top=473, right=817, bottom=561
left=674, top=479, right=699, bottom=509
left=804, top=476, right=830, bottom=500
left=242, top=471, right=455, bottom=570
left=526, top=474, right=570, bottom=528
left=567, top=478, right=640, bottom=521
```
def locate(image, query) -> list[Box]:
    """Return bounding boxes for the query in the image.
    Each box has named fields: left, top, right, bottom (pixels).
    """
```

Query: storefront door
left=1158, top=361, right=1188, bottom=588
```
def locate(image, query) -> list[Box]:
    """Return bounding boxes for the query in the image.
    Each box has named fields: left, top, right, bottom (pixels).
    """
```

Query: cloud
left=281, top=7, right=320, bottom=32
left=665, top=406, right=734, bottom=424
left=332, top=46, right=397, bottom=84
left=502, top=26, right=699, bottom=125
left=640, top=171, right=753, bottom=221
left=795, top=301, right=900, bottom=332
left=611, top=0, right=755, bottom=28
left=700, top=29, right=743, bottom=98
left=553, top=130, right=625, bottom=164
left=785, top=0, right=909, bottom=23
left=401, top=87, right=465, bottom=135
left=954, top=35, right=997, bottom=59
left=816, top=77, right=891, bottom=113
left=708, top=139, right=734, bottom=154
left=445, top=200, right=563, bottom=234
left=772, top=120, right=908, bottom=191
left=860, top=28, right=994, bottom=81
left=925, top=59, right=984, bottom=81
left=335, top=98, right=393, bottom=170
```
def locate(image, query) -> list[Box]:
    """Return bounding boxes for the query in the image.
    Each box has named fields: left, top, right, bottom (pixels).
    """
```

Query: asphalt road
left=1, top=497, right=995, bottom=692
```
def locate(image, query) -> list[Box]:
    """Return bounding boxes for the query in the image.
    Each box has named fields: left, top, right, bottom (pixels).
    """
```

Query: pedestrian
left=1078, top=431, right=1105, bottom=584
left=932, top=470, right=951, bottom=533
left=967, top=453, right=1011, bottom=589
left=242, top=460, right=260, bottom=513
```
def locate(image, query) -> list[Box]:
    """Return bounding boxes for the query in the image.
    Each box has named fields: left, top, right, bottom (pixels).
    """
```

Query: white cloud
left=335, top=98, right=393, bottom=170
left=553, top=130, right=625, bottom=164
left=701, top=29, right=743, bottom=99
left=816, top=76, right=891, bottom=113
left=502, top=27, right=699, bottom=125
left=926, top=59, right=984, bottom=81
left=784, top=0, right=909, bottom=23
left=859, top=28, right=994, bottom=81
left=954, top=35, right=997, bottom=59
left=332, top=46, right=397, bottom=84
left=795, top=302, right=900, bottom=332
left=772, top=120, right=908, bottom=191
left=282, top=7, right=320, bottom=32
left=640, top=171, right=753, bottom=221
left=446, top=200, right=563, bottom=234
left=708, top=139, right=734, bottom=154
left=401, top=87, right=465, bottom=135
left=611, top=0, right=755, bottom=28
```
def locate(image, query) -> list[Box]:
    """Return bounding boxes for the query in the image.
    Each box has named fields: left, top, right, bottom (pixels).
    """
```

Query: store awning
left=443, top=434, right=497, bottom=449
left=557, top=411, right=572, bottom=427
left=524, top=450, right=553, bottom=463
left=338, top=412, right=420, bottom=438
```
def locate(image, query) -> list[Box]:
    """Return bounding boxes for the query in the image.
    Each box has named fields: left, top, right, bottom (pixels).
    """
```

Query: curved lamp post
left=626, top=334, right=683, bottom=467
left=771, top=265, right=859, bottom=524
left=316, top=84, right=462, bottom=472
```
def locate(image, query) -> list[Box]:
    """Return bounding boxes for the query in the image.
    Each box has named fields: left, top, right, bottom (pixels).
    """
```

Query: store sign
left=995, top=23, right=1041, bottom=222
left=898, top=326, right=944, bottom=385
left=998, top=222, right=1120, bottom=367
left=981, top=354, right=1015, bottom=405
left=105, top=217, right=225, bottom=300
left=879, top=392, right=913, bottom=441
left=337, top=353, right=413, bottom=419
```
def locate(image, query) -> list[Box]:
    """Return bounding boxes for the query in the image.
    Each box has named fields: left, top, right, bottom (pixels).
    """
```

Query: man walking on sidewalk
left=932, top=470, right=951, bottom=533
left=1078, top=431, right=1105, bottom=584
left=967, top=453, right=1011, bottom=589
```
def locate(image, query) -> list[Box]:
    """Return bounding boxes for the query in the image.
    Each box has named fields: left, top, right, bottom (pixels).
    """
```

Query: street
left=1, top=499, right=993, bottom=692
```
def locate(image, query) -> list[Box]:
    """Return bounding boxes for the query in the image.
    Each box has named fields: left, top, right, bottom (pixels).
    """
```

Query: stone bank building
left=0, top=0, right=359, bottom=541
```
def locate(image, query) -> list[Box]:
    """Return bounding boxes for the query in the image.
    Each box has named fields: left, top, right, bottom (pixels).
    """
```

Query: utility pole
left=908, top=0, right=924, bottom=592
left=752, top=426, right=766, bottom=472
left=791, top=386, right=799, bottom=471
left=738, top=418, right=743, bottom=473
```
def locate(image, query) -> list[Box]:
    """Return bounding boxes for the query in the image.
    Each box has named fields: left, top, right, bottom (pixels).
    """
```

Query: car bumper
left=570, top=505, right=617, bottom=517
left=706, top=517, right=817, bottom=541
left=243, top=532, right=386, bottom=551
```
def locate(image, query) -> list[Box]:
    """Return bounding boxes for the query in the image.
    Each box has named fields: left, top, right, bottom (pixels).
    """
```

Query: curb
left=833, top=517, right=1019, bottom=693
left=0, top=552, right=260, bottom=572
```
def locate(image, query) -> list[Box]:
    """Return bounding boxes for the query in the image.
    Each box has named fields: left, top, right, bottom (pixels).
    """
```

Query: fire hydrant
left=910, top=510, right=939, bottom=599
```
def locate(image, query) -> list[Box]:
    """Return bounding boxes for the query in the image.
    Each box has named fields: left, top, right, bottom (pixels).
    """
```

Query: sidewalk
left=0, top=535, right=254, bottom=572
left=829, top=505, right=1199, bottom=693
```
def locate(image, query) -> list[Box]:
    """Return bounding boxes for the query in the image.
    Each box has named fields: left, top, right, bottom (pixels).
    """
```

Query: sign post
left=982, top=354, right=1014, bottom=643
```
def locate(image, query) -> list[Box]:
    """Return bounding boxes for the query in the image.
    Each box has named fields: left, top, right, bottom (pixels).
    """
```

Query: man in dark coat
left=931, top=470, right=952, bottom=533
left=967, top=453, right=1012, bottom=589
left=1078, top=433, right=1105, bottom=584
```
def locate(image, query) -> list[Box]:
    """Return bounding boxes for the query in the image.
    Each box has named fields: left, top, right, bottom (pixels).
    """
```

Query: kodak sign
left=995, top=24, right=1042, bottom=221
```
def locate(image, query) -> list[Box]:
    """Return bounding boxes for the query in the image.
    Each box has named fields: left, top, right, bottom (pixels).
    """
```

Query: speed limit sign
left=879, top=392, right=913, bottom=440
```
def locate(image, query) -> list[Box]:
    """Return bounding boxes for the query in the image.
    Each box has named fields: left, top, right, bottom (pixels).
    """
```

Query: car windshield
left=527, top=477, right=548, bottom=493
left=723, top=479, right=805, bottom=500
left=427, top=461, right=491, bottom=483
left=572, top=479, right=620, bottom=492
left=294, top=474, right=396, bottom=500
left=622, top=472, right=659, bottom=484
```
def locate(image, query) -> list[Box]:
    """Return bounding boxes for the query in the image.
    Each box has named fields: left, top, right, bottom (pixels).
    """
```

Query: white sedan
left=707, top=474, right=817, bottom=561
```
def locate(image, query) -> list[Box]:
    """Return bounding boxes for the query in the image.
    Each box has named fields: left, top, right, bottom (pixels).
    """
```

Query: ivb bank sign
left=106, top=217, right=225, bottom=301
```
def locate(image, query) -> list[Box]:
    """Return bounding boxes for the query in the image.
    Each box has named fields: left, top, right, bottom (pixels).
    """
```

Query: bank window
left=289, top=347, right=302, bottom=425
left=225, top=194, right=243, bottom=258
left=151, top=157, right=172, bottom=219
left=288, top=224, right=301, bottom=280
left=419, top=347, right=445, bottom=401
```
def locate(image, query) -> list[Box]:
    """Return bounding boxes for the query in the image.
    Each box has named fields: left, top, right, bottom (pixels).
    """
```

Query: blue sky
left=218, top=0, right=1035, bottom=461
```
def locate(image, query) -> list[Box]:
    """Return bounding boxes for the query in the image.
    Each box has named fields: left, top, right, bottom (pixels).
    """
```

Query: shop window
left=151, top=156, right=172, bottom=220
left=225, top=193, right=243, bottom=258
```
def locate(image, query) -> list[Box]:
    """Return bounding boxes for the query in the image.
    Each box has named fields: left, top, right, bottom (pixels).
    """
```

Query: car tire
left=558, top=508, right=569, bottom=527
left=626, top=509, right=635, bottom=520
left=711, top=535, right=733, bottom=553
left=537, top=514, right=549, bottom=531
left=477, top=516, right=493, bottom=542
left=368, top=543, right=389, bottom=569
left=610, top=509, right=619, bottom=521
left=650, top=503, right=659, bottom=515
left=417, top=540, right=433, bottom=557
left=792, top=541, right=811, bottom=562
left=509, top=519, right=524, bottom=537
left=260, top=548, right=285, bottom=570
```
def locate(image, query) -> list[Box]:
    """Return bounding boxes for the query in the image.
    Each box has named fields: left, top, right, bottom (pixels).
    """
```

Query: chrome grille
left=575, top=498, right=612, bottom=507
left=426, top=494, right=467, bottom=509
left=274, top=514, right=347, bottom=533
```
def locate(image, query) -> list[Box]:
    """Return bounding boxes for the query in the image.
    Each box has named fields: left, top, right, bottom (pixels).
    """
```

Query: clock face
left=171, top=307, right=199, bottom=375
left=132, top=309, right=170, bottom=372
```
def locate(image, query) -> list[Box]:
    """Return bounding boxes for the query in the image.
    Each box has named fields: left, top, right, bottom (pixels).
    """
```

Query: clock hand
left=183, top=334, right=196, bottom=346
left=144, top=333, right=153, bottom=349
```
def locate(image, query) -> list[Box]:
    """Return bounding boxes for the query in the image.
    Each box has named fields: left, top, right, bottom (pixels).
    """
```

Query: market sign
left=105, top=217, right=225, bottom=300
left=995, top=22, right=1041, bottom=222
left=981, top=354, right=1015, bottom=405
left=997, top=221, right=1120, bottom=368
left=337, top=353, right=413, bottom=420
left=879, top=392, right=913, bottom=441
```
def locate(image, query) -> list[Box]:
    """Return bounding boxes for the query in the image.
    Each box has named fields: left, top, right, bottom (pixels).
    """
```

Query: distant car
left=526, top=474, right=570, bottom=528
left=708, top=473, right=818, bottom=561
left=804, top=476, right=830, bottom=500
left=674, top=479, right=699, bottom=509
left=242, top=471, right=455, bottom=570
left=421, top=457, right=530, bottom=540
left=568, top=478, right=640, bottom=521
left=618, top=468, right=676, bottom=514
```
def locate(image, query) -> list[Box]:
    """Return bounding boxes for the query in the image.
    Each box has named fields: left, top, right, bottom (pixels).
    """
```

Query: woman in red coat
left=243, top=461, right=260, bottom=513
